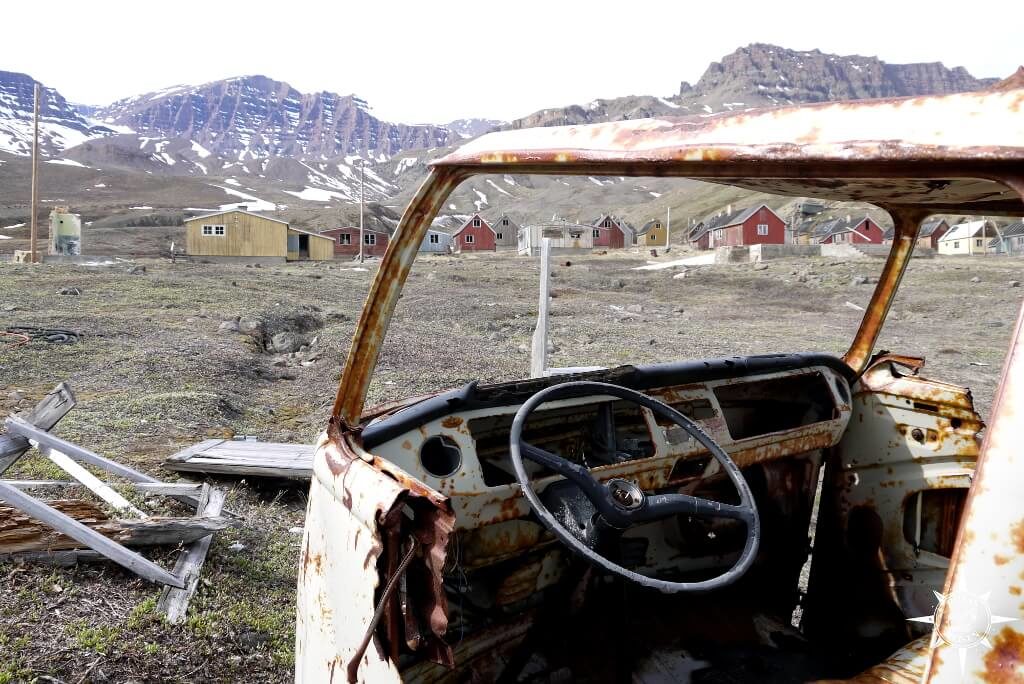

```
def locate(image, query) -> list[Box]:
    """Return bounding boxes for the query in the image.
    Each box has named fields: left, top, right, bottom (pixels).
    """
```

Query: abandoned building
left=815, top=215, right=885, bottom=244
left=519, top=221, right=595, bottom=256
left=938, top=219, right=1001, bottom=255
left=418, top=229, right=453, bottom=253
left=48, top=207, right=82, bottom=256
left=452, top=213, right=496, bottom=252
left=689, top=204, right=787, bottom=249
left=184, top=209, right=334, bottom=262
left=883, top=218, right=950, bottom=249
left=988, top=220, right=1024, bottom=255
left=591, top=215, right=633, bottom=249
left=637, top=219, right=669, bottom=248
left=491, top=215, right=520, bottom=249
left=318, top=226, right=390, bottom=258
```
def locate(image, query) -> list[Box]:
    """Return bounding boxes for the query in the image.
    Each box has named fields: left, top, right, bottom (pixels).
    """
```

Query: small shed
left=938, top=220, right=1000, bottom=255
left=492, top=215, right=520, bottom=249
left=591, top=215, right=631, bottom=249
left=637, top=219, right=668, bottom=248
left=519, top=221, right=594, bottom=256
left=319, top=226, right=389, bottom=258
left=453, top=213, right=496, bottom=252
left=419, top=229, right=453, bottom=253
left=185, top=209, right=333, bottom=262
left=49, top=207, right=82, bottom=256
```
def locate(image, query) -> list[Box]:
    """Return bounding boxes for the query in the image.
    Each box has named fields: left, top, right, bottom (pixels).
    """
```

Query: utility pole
left=358, top=159, right=365, bottom=263
left=29, top=83, right=40, bottom=263
left=666, top=205, right=671, bottom=248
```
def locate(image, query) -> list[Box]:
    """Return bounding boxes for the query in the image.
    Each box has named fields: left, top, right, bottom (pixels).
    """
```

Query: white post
left=358, top=161, right=365, bottom=263
left=530, top=238, right=552, bottom=378
left=666, top=206, right=671, bottom=249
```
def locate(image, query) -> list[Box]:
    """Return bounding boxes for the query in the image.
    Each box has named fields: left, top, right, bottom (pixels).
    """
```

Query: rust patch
left=1012, top=520, right=1024, bottom=554
left=1010, top=586, right=1022, bottom=596
left=996, top=554, right=1012, bottom=566
left=980, top=626, right=1024, bottom=683
left=401, top=439, right=413, bottom=451
left=440, top=415, right=464, bottom=429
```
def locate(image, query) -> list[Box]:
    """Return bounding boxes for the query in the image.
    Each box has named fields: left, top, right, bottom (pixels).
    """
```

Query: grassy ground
left=0, top=250, right=1021, bottom=682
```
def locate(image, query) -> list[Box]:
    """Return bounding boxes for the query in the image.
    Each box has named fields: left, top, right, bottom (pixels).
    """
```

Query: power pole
left=358, top=160, right=365, bottom=263
left=666, top=205, right=671, bottom=248
left=29, top=83, right=40, bottom=263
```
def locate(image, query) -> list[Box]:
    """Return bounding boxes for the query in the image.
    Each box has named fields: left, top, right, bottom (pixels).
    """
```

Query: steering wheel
left=509, top=381, right=760, bottom=593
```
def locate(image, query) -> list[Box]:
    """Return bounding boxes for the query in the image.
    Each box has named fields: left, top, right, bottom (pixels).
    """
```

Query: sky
left=5, top=0, right=1022, bottom=124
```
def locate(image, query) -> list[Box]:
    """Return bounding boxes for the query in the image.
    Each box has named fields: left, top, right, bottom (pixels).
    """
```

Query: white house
left=937, top=220, right=1000, bottom=255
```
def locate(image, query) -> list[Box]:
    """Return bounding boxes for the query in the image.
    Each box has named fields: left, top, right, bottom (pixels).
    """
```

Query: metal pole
left=666, top=206, right=671, bottom=248
left=358, top=161, right=364, bottom=263
left=29, top=83, right=40, bottom=264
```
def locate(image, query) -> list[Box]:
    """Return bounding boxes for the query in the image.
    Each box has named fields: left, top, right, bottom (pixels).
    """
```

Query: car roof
left=433, top=88, right=1024, bottom=215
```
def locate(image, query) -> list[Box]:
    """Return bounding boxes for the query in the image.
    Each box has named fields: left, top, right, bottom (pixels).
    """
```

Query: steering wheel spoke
left=510, top=381, right=761, bottom=594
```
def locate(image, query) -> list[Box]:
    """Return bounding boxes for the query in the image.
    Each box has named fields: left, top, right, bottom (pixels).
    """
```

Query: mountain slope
left=93, top=75, right=452, bottom=161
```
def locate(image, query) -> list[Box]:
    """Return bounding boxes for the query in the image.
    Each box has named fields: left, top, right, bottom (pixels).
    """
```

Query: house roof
left=940, top=220, right=996, bottom=241
left=919, top=218, right=949, bottom=237
left=988, top=221, right=1024, bottom=247
left=690, top=203, right=773, bottom=239
left=321, top=225, right=388, bottom=235
left=637, top=219, right=663, bottom=235
left=591, top=214, right=634, bottom=236
left=186, top=209, right=289, bottom=226
left=452, top=212, right=497, bottom=236
left=433, top=88, right=1024, bottom=216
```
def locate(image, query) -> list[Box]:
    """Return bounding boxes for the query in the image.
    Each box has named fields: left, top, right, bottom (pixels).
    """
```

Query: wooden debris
left=41, top=446, right=147, bottom=518
left=0, top=498, right=231, bottom=555
left=158, top=484, right=226, bottom=623
left=0, top=382, right=76, bottom=473
left=3, top=481, right=204, bottom=496
left=165, top=439, right=315, bottom=480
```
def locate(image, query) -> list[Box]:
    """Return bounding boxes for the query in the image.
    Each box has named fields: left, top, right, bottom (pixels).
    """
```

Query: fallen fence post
left=158, top=484, right=226, bottom=623
left=0, top=382, right=76, bottom=474
left=0, top=479, right=184, bottom=587
left=40, top=445, right=147, bottom=518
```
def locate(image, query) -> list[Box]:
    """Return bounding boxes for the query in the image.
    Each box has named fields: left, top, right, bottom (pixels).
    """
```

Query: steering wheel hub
left=608, top=479, right=645, bottom=511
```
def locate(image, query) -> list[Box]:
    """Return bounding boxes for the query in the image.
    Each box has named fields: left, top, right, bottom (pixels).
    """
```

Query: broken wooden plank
left=0, top=482, right=184, bottom=586
left=4, top=416, right=205, bottom=511
left=2, top=481, right=204, bottom=496
left=0, top=498, right=233, bottom=554
left=41, top=446, right=147, bottom=518
left=163, top=439, right=316, bottom=480
left=4, top=549, right=105, bottom=567
left=158, top=484, right=226, bottom=624
left=0, top=382, right=77, bottom=474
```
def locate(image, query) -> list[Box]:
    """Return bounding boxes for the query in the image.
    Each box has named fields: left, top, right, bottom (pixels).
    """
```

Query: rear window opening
left=713, top=372, right=837, bottom=440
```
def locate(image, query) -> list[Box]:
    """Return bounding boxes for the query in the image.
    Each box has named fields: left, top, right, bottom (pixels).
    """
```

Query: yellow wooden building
left=184, top=210, right=334, bottom=262
left=638, top=219, right=668, bottom=248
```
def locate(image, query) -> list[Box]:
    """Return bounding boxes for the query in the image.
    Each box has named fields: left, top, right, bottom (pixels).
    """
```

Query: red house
left=591, top=215, right=630, bottom=249
left=817, top=216, right=884, bottom=244
left=453, top=213, right=496, bottom=252
left=690, top=204, right=786, bottom=249
left=319, top=226, right=389, bottom=257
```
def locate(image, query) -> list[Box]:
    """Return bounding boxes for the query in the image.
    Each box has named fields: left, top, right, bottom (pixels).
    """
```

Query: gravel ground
left=0, top=251, right=1021, bottom=682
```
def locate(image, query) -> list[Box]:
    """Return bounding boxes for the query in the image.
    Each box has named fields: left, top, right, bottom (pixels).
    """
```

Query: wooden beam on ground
left=158, top=484, right=226, bottom=624
left=41, top=446, right=147, bottom=518
left=0, top=482, right=184, bottom=587
left=0, top=383, right=77, bottom=474
left=4, top=416, right=205, bottom=512
left=2, top=481, right=204, bottom=496
left=164, top=440, right=315, bottom=480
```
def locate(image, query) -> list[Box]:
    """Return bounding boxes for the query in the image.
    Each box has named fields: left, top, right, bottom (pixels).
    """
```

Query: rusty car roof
left=434, top=88, right=1024, bottom=215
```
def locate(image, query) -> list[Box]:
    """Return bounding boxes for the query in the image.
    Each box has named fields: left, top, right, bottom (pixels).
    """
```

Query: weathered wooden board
left=0, top=498, right=232, bottom=555
left=164, top=440, right=315, bottom=479
left=0, top=382, right=77, bottom=473
left=158, top=485, right=226, bottom=623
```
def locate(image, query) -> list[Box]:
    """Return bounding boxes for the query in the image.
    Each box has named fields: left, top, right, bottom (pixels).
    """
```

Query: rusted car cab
left=297, top=89, right=1024, bottom=682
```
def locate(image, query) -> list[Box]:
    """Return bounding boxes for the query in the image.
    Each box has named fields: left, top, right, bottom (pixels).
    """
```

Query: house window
left=502, top=218, right=509, bottom=226
left=715, top=229, right=723, bottom=241
left=975, top=239, right=983, bottom=247
left=338, top=234, right=351, bottom=245
left=429, top=234, right=439, bottom=244
left=604, top=219, right=611, bottom=228
left=593, top=229, right=600, bottom=238
left=465, top=234, right=475, bottom=244
left=202, top=224, right=225, bottom=236
left=953, top=241, right=960, bottom=249
left=496, top=232, right=503, bottom=240
left=757, top=223, right=769, bottom=235
left=364, top=233, right=376, bottom=245
left=472, top=217, right=481, bottom=228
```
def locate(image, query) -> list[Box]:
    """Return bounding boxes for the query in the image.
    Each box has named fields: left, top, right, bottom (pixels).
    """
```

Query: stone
left=1009, top=280, right=1021, bottom=288
left=672, top=272, right=688, bottom=280
left=218, top=320, right=239, bottom=333
left=238, top=318, right=264, bottom=337
left=673, top=305, right=686, bottom=313
left=228, top=542, right=246, bottom=552
left=289, top=527, right=304, bottom=536
left=752, top=263, right=768, bottom=271
left=625, top=304, right=644, bottom=313
left=611, top=279, right=626, bottom=289
left=796, top=274, right=808, bottom=283
left=126, top=265, right=146, bottom=275
left=970, top=276, right=981, bottom=283
left=852, top=275, right=868, bottom=285
left=8, top=390, right=25, bottom=401
left=272, top=331, right=305, bottom=354
left=58, top=287, right=82, bottom=296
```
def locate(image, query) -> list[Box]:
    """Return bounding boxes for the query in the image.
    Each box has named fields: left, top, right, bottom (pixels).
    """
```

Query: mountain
left=510, top=43, right=998, bottom=128
left=92, top=75, right=451, bottom=161
left=444, top=118, right=505, bottom=139
left=0, top=70, right=118, bottom=156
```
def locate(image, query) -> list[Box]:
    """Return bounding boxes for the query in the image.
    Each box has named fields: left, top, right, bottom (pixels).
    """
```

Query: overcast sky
left=6, top=1, right=1021, bottom=124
